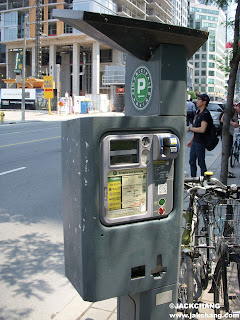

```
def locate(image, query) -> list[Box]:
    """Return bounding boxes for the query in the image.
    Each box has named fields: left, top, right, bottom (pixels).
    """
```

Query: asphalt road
left=0, top=122, right=78, bottom=320
left=0, top=121, right=223, bottom=320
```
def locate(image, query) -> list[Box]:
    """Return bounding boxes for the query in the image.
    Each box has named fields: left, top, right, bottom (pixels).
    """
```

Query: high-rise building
left=172, top=0, right=188, bottom=26
left=189, top=0, right=226, bottom=100
left=0, top=0, right=176, bottom=100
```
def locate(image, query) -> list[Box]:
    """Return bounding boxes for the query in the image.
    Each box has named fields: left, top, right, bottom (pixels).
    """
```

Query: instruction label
left=107, top=169, right=147, bottom=219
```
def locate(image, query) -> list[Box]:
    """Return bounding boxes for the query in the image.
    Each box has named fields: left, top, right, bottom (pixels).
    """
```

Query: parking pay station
left=54, top=10, right=208, bottom=320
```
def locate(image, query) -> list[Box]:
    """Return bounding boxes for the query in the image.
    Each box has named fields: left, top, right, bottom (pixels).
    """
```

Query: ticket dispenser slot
left=101, top=132, right=180, bottom=226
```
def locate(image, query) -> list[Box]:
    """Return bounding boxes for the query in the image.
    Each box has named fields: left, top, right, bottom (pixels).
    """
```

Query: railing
left=146, top=0, right=172, bottom=16
left=102, top=66, right=125, bottom=85
left=117, top=5, right=143, bottom=19
left=8, top=0, right=29, bottom=9
left=147, top=9, right=171, bottom=23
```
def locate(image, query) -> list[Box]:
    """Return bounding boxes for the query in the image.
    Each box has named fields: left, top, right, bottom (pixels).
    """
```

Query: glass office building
left=189, top=0, right=226, bottom=100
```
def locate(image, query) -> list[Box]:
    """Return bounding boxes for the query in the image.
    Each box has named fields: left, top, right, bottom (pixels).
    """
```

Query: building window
left=195, top=22, right=201, bottom=29
left=196, top=15, right=217, bottom=22
left=202, top=43, right=207, bottom=52
left=64, top=24, right=72, bottom=33
left=209, top=54, right=215, bottom=60
left=201, top=78, right=206, bottom=84
left=48, top=7, right=56, bottom=20
left=195, top=79, right=199, bottom=84
left=195, top=70, right=199, bottom=76
left=0, top=45, right=6, bottom=63
left=48, top=23, right=56, bottom=36
left=202, top=54, right=206, bottom=59
left=100, top=49, right=112, bottom=63
left=201, top=87, right=206, bottom=92
left=203, top=22, right=217, bottom=28
left=209, top=44, right=215, bottom=52
left=190, top=7, right=218, bottom=15
left=201, top=70, right=206, bottom=76
left=42, top=48, right=49, bottom=66
left=208, top=79, right=214, bottom=84
left=209, top=71, right=215, bottom=76
left=209, top=62, right=215, bottom=68
left=202, top=62, right=206, bottom=68
left=209, top=87, right=214, bottom=92
left=195, top=54, right=200, bottom=59
left=195, top=62, right=200, bottom=68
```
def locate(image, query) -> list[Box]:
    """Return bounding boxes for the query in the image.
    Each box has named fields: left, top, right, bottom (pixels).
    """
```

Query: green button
left=159, top=199, right=165, bottom=206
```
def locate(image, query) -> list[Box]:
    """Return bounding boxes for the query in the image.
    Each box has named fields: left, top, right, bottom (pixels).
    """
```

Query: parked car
left=207, top=102, right=224, bottom=134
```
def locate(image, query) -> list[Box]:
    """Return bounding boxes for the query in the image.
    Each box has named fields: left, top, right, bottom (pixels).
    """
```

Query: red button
left=158, top=208, right=165, bottom=215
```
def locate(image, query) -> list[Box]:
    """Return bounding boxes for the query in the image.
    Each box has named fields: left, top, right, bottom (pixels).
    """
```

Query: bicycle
left=230, top=132, right=240, bottom=168
left=179, top=173, right=217, bottom=314
left=211, top=186, right=240, bottom=316
left=179, top=173, right=240, bottom=315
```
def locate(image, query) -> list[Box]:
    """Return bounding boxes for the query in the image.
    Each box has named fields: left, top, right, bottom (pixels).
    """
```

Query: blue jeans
left=189, top=141, right=207, bottom=177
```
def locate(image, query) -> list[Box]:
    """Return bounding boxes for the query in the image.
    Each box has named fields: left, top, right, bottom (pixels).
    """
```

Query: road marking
left=0, top=136, right=60, bottom=148
left=0, top=126, right=60, bottom=136
left=0, top=167, right=26, bottom=176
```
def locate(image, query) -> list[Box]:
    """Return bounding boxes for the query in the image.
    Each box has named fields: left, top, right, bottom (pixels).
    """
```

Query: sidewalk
left=206, top=137, right=240, bottom=186
left=0, top=109, right=124, bottom=124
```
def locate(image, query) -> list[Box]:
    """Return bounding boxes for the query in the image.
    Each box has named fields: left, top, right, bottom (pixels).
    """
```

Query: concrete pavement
left=1, top=110, right=239, bottom=320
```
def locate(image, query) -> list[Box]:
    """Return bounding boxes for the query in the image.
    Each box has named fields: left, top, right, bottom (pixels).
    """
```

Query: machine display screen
left=110, top=139, right=138, bottom=151
left=110, top=139, right=139, bottom=165
left=107, top=168, right=147, bottom=219
left=110, top=154, right=138, bottom=165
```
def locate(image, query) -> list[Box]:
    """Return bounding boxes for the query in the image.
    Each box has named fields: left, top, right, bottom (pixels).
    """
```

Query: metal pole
left=57, top=64, right=60, bottom=115
left=22, top=15, right=27, bottom=122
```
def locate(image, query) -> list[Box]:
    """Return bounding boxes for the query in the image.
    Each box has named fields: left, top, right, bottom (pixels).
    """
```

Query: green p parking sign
left=131, top=66, right=152, bottom=110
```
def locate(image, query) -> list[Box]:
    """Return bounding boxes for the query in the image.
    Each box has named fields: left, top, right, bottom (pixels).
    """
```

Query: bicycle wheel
left=238, top=143, right=240, bottom=165
left=178, top=253, right=193, bottom=314
left=230, top=141, right=238, bottom=168
left=194, top=203, right=210, bottom=291
left=213, top=248, right=240, bottom=316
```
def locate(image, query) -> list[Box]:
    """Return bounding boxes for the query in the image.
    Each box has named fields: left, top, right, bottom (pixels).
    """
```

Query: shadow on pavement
left=0, top=232, right=64, bottom=314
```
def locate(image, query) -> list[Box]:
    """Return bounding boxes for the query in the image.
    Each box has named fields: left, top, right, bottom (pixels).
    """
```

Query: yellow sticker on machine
left=108, top=176, right=121, bottom=211
left=107, top=168, right=147, bottom=218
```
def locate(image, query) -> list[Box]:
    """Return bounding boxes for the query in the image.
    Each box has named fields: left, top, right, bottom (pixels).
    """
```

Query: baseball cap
left=197, top=94, right=210, bottom=104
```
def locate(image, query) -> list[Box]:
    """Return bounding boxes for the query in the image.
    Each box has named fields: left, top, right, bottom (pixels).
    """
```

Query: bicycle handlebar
left=184, top=177, right=204, bottom=183
left=207, top=178, right=227, bottom=190
left=184, top=175, right=240, bottom=199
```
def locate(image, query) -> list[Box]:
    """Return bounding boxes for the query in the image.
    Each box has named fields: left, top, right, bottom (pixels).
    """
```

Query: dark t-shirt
left=193, top=108, right=212, bottom=144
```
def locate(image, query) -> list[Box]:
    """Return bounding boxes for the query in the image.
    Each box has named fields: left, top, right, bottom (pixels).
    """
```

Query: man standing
left=186, top=94, right=212, bottom=177
left=186, top=98, right=196, bottom=126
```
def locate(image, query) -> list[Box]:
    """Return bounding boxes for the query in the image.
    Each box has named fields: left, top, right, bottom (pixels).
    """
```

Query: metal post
left=57, top=64, right=60, bottom=115
left=21, top=15, right=27, bottom=122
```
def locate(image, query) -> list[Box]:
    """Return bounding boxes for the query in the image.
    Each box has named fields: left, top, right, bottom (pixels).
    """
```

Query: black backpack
left=205, top=119, right=219, bottom=151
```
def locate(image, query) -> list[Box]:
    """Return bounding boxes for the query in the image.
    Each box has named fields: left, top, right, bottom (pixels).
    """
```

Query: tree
left=206, top=0, right=240, bottom=184
left=188, top=91, right=197, bottom=99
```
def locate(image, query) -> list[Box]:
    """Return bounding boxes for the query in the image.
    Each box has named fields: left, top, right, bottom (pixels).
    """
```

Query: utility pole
left=21, top=14, right=27, bottom=122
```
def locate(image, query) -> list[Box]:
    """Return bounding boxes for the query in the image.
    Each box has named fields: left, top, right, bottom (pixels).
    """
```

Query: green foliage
left=188, top=91, right=197, bottom=99
left=216, top=52, right=231, bottom=76
left=204, top=0, right=234, bottom=8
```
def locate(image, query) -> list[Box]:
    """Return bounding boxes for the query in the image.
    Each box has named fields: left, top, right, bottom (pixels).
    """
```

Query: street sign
left=44, top=76, right=54, bottom=99
left=14, top=51, right=23, bottom=74
left=131, top=66, right=152, bottom=111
